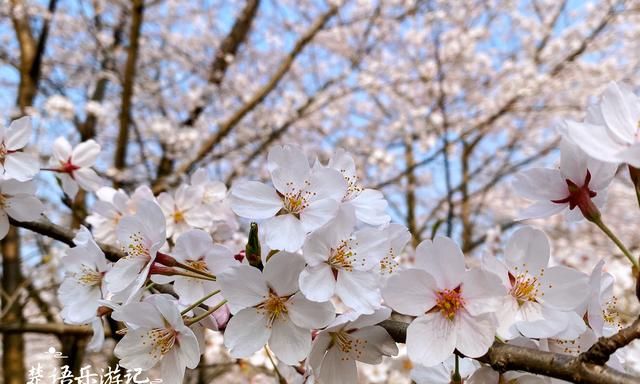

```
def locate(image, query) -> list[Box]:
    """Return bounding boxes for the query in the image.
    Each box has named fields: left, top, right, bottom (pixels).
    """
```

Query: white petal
left=351, top=227, right=389, bottom=270
left=287, top=292, right=335, bottom=329
left=269, top=317, right=311, bottom=365
left=539, top=266, right=589, bottom=311
left=348, top=307, right=392, bottom=329
left=217, top=265, right=268, bottom=313
left=263, top=251, right=305, bottom=296
left=505, top=226, right=550, bottom=273
left=299, top=264, right=336, bottom=302
left=319, top=345, right=358, bottom=384
left=4, top=152, right=39, bottom=181
left=230, top=181, right=282, bottom=219
left=176, top=327, right=200, bottom=368
left=5, top=195, right=44, bottom=221
left=455, top=311, right=496, bottom=358
left=300, top=198, right=339, bottom=233
left=264, top=214, right=305, bottom=252
left=414, top=236, right=465, bottom=290
left=173, top=229, right=212, bottom=261
left=382, top=269, right=437, bottom=316
left=59, top=173, right=79, bottom=198
left=618, top=143, right=640, bottom=168
left=560, top=139, right=588, bottom=184
left=223, top=308, right=270, bottom=357
left=52, top=137, right=72, bottom=161
left=562, top=120, right=624, bottom=163
left=73, top=168, right=103, bottom=191
left=350, top=189, right=390, bottom=226
left=335, top=270, right=381, bottom=314
left=512, top=168, right=568, bottom=201
left=71, top=140, right=101, bottom=167
left=461, top=268, right=505, bottom=316
left=349, top=326, right=398, bottom=363
left=268, top=145, right=310, bottom=192
left=600, top=82, right=637, bottom=144
left=307, top=167, right=348, bottom=202
left=518, top=200, right=567, bottom=220
left=114, top=329, right=160, bottom=370
left=407, top=313, right=456, bottom=367
left=6, top=116, right=31, bottom=150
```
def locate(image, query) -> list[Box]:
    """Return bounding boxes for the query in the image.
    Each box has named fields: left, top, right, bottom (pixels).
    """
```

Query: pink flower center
left=509, top=272, right=541, bottom=306
left=435, top=287, right=465, bottom=321
left=147, top=327, right=177, bottom=358
left=60, top=158, right=80, bottom=174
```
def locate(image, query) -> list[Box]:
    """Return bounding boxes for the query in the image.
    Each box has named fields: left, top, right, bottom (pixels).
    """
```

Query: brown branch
left=181, top=0, right=261, bottom=127
left=153, top=4, right=339, bottom=193
left=0, top=323, right=96, bottom=336
left=9, top=217, right=122, bottom=262
left=581, top=317, right=640, bottom=366
left=114, top=0, right=145, bottom=179
left=378, top=320, right=639, bottom=384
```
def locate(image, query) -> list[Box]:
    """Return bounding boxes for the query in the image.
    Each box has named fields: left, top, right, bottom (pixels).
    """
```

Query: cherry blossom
left=584, top=260, right=620, bottom=337
left=50, top=137, right=103, bottom=198
left=307, top=307, right=398, bottom=383
left=562, top=82, right=640, bottom=167
left=58, top=227, right=111, bottom=324
left=0, top=179, right=45, bottom=239
left=299, top=212, right=388, bottom=314
left=158, top=185, right=212, bottom=240
left=151, top=229, right=237, bottom=306
left=113, top=294, right=200, bottom=384
left=411, top=355, right=479, bottom=384
left=86, top=186, right=156, bottom=244
left=218, top=251, right=335, bottom=364
left=513, top=139, right=616, bottom=221
left=324, top=148, right=390, bottom=226
left=230, top=145, right=347, bottom=251
left=382, top=236, right=505, bottom=366
left=0, top=116, right=39, bottom=181
left=104, top=200, right=166, bottom=303
left=482, top=227, right=589, bottom=340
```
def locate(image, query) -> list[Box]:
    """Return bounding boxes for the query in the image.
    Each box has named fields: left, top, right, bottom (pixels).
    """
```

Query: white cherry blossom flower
left=482, top=227, right=588, bottom=340
left=325, top=148, right=390, bottom=226
left=562, top=82, right=640, bottom=167
left=151, top=229, right=237, bottom=306
left=307, top=307, right=398, bottom=383
left=218, top=251, right=335, bottom=364
left=411, top=355, right=479, bottom=384
left=513, top=139, right=616, bottom=221
left=585, top=260, right=620, bottom=337
left=50, top=137, right=103, bottom=198
left=382, top=236, right=505, bottom=366
left=299, top=212, right=387, bottom=314
left=379, top=223, right=411, bottom=278
left=113, top=294, right=200, bottom=384
left=59, top=226, right=111, bottom=324
left=158, top=185, right=211, bottom=240
left=230, top=145, right=347, bottom=252
left=0, top=179, right=45, bottom=239
left=0, top=116, right=39, bottom=181
left=104, top=200, right=166, bottom=303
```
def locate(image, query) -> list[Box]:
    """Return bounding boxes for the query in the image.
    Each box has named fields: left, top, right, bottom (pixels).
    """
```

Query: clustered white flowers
left=5, top=83, right=640, bottom=384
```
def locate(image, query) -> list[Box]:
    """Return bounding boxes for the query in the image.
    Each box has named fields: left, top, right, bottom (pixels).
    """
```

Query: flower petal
left=71, top=139, right=101, bottom=167
left=382, top=269, right=437, bottom=316
left=407, top=313, right=456, bottom=366
left=223, top=307, right=270, bottom=358
left=217, top=265, right=268, bottom=313
left=264, top=214, right=305, bottom=252
left=263, top=251, right=305, bottom=296
left=269, top=317, right=311, bottom=365
left=287, top=292, right=335, bottom=329
left=415, top=236, right=465, bottom=290
left=230, top=181, right=282, bottom=219
left=299, top=264, right=336, bottom=302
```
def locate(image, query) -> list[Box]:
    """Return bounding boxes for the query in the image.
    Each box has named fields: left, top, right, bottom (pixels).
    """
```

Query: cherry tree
left=1, top=0, right=640, bottom=383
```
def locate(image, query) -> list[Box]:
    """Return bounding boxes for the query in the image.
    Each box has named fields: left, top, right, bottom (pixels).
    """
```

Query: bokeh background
left=1, top=0, right=640, bottom=382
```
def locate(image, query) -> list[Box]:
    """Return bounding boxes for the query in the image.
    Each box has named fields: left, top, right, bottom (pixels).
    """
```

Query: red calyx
left=551, top=170, right=600, bottom=221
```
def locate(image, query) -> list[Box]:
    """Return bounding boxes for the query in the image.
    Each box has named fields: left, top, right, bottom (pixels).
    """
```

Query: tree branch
left=153, top=4, right=339, bottom=193
left=378, top=320, right=639, bottom=384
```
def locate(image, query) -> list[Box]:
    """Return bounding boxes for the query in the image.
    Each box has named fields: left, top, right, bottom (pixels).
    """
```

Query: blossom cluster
left=4, top=80, right=640, bottom=383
